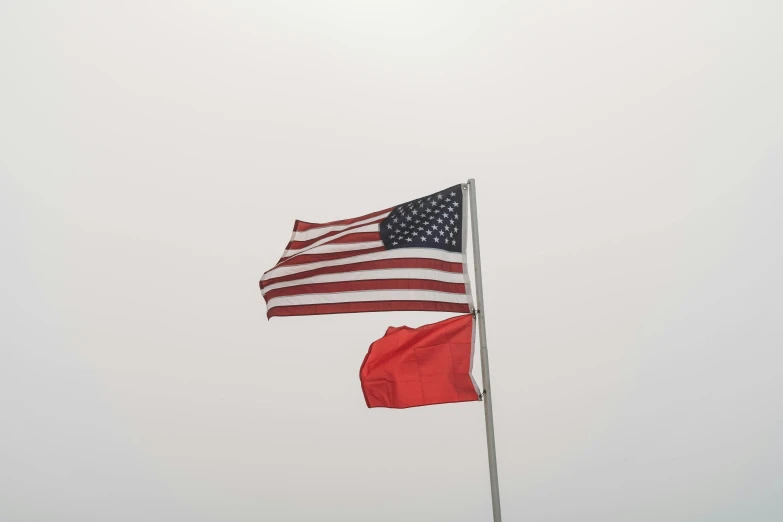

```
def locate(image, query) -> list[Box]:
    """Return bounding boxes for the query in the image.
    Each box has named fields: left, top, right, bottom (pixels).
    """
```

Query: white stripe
left=291, top=212, right=390, bottom=242
left=267, top=290, right=468, bottom=310
left=261, top=268, right=466, bottom=295
left=263, top=248, right=463, bottom=282
left=282, top=240, right=383, bottom=258
left=280, top=223, right=380, bottom=264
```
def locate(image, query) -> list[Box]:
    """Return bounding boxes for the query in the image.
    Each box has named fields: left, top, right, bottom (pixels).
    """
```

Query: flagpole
left=466, top=178, right=502, bottom=522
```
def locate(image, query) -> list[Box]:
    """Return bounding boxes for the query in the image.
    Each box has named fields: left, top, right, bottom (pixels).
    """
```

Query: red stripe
left=286, top=220, right=383, bottom=251
left=277, top=246, right=387, bottom=266
left=293, top=208, right=392, bottom=232
left=261, top=258, right=464, bottom=288
left=262, top=279, right=466, bottom=301
left=268, top=300, right=470, bottom=318
left=327, top=232, right=382, bottom=244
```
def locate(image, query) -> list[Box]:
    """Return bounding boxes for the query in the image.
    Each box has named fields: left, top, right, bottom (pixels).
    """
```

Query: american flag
left=260, top=184, right=474, bottom=318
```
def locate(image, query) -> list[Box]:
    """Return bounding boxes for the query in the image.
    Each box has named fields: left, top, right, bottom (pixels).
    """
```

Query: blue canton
left=379, top=184, right=463, bottom=253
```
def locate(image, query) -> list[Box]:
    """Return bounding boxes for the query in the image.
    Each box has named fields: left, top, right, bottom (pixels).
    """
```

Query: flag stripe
left=267, top=300, right=471, bottom=318
left=260, top=268, right=468, bottom=294
left=264, top=248, right=463, bottom=281
left=326, top=233, right=383, bottom=244
left=262, top=279, right=467, bottom=301
left=261, top=258, right=464, bottom=288
left=282, top=232, right=383, bottom=261
left=281, top=233, right=382, bottom=260
left=282, top=240, right=384, bottom=258
left=290, top=212, right=390, bottom=242
left=278, top=247, right=388, bottom=266
left=293, top=208, right=392, bottom=234
left=284, top=222, right=382, bottom=254
left=267, top=290, right=468, bottom=310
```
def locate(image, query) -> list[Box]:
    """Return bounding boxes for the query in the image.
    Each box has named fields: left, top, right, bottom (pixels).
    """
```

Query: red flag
left=360, top=314, right=480, bottom=408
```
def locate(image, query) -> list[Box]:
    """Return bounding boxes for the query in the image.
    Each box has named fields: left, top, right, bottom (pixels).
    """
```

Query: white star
left=453, top=202, right=459, bottom=207
left=447, top=207, right=453, bottom=212
left=450, top=232, right=454, bottom=238
left=393, top=218, right=398, bottom=223
left=445, top=226, right=450, bottom=231
left=395, top=229, right=400, bottom=233
left=432, top=225, right=438, bottom=230
left=406, top=216, right=412, bottom=221
left=450, top=192, right=456, bottom=196
left=439, top=230, right=445, bottom=236
left=421, top=237, right=427, bottom=242
left=392, top=241, right=398, bottom=245
left=443, top=212, right=449, bottom=218
left=454, top=227, right=458, bottom=233
left=412, top=232, right=418, bottom=237
left=437, top=194, right=443, bottom=199
left=412, top=210, right=418, bottom=216
left=406, top=238, right=413, bottom=242
left=450, top=219, right=455, bottom=225
left=434, top=237, right=440, bottom=243
left=426, top=230, right=432, bottom=235
left=417, top=227, right=423, bottom=231
left=437, top=218, right=443, bottom=224
left=452, top=240, right=456, bottom=246
left=446, top=198, right=451, bottom=202
left=431, top=200, right=437, bottom=206
left=387, top=224, right=393, bottom=229
left=440, top=204, right=445, bottom=209
left=454, top=214, right=459, bottom=220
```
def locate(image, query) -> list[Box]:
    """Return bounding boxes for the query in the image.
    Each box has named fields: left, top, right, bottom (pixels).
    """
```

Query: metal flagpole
left=466, top=178, right=502, bottom=522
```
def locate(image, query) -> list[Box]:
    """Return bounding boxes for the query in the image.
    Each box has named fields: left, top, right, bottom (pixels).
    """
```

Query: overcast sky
left=2, top=2, right=782, bottom=521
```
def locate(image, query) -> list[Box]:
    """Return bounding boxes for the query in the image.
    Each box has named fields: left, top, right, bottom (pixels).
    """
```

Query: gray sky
left=2, top=2, right=782, bottom=521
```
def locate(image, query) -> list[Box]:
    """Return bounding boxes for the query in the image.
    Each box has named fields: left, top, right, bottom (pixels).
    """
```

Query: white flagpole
left=466, top=178, right=502, bottom=522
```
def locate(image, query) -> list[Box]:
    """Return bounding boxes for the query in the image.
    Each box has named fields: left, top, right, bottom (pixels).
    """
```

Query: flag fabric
left=260, top=184, right=473, bottom=318
left=359, top=314, right=480, bottom=408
